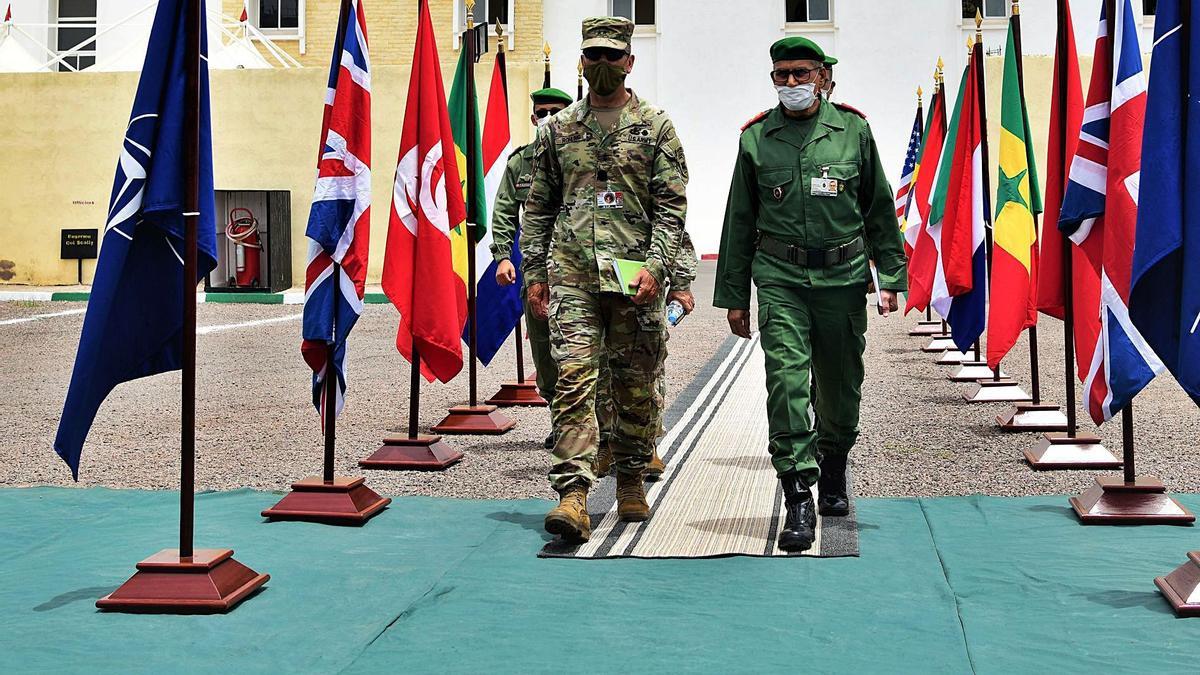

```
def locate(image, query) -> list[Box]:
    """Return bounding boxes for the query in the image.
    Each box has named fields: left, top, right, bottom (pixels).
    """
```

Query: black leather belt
left=756, top=234, right=865, bottom=268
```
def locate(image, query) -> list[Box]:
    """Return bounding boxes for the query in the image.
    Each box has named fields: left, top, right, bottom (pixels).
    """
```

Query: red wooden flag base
left=432, top=404, right=516, bottom=434
left=909, top=321, right=945, bottom=336
left=922, top=336, right=956, bottom=353
left=95, top=548, right=268, bottom=614
left=261, top=476, right=390, bottom=525
left=996, top=403, right=1068, bottom=432
left=486, top=380, right=548, bottom=407
left=948, top=361, right=1009, bottom=382
left=1155, top=551, right=1200, bottom=617
left=360, top=435, right=463, bottom=470
left=1069, top=476, right=1195, bottom=525
left=1023, top=432, right=1121, bottom=470
left=961, top=379, right=1031, bottom=403
left=935, top=349, right=972, bottom=365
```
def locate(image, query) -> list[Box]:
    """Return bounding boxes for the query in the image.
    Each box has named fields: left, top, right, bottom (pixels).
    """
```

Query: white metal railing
left=1, top=5, right=300, bottom=73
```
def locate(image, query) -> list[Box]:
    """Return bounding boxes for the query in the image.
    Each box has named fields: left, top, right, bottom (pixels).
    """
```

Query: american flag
left=895, top=106, right=923, bottom=225
left=301, top=0, right=371, bottom=422
left=1058, top=0, right=1163, bottom=424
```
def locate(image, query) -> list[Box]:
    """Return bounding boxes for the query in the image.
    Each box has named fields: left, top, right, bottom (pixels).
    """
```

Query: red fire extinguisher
left=225, top=207, right=262, bottom=287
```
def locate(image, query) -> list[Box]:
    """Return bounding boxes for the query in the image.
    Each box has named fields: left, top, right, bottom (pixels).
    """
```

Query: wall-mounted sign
left=61, top=229, right=98, bottom=260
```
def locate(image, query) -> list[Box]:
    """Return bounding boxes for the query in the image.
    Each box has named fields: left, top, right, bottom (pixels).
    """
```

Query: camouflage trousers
left=547, top=286, right=667, bottom=491
left=597, top=351, right=668, bottom=445
left=521, top=284, right=558, bottom=402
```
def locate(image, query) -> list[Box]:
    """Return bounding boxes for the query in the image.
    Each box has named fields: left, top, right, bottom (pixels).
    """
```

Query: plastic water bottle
left=666, top=300, right=685, bottom=327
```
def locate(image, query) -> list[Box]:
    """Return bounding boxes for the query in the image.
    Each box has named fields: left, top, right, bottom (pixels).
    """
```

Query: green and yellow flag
left=986, top=16, right=1043, bottom=368
left=447, top=47, right=487, bottom=286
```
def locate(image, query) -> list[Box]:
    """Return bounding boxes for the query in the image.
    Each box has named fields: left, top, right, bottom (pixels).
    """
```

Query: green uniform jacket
left=713, top=101, right=907, bottom=310
left=521, top=92, right=689, bottom=293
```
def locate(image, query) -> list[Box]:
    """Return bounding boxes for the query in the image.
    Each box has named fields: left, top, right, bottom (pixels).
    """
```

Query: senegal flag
left=447, top=47, right=487, bottom=290
left=986, top=15, right=1043, bottom=369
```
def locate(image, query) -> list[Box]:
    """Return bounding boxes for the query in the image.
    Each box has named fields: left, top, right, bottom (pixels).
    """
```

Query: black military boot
left=779, top=473, right=817, bottom=553
left=817, top=453, right=850, bottom=517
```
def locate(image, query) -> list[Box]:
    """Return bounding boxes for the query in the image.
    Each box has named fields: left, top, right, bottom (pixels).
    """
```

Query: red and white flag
left=382, top=0, right=467, bottom=383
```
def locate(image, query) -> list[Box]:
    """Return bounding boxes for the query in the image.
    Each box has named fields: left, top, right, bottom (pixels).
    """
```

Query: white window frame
left=960, top=0, right=1008, bottom=27
left=782, top=0, right=835, bottom=34
left=453, top=0, right=516, bottom=51
left=250, top=0, right=306, bottom=53
left=609, top=0, right=658, bottom=35
left=54, top=0, right=98, bottom=72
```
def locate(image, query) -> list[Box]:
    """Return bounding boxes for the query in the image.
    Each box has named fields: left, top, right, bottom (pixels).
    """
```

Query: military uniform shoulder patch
left=740, top=109, right=772, bottom=131
left=833, top=102, right=867, bottom=119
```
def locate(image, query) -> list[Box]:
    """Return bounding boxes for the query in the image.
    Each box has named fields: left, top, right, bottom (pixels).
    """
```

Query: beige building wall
left=0, top=0, right=555, bottom=286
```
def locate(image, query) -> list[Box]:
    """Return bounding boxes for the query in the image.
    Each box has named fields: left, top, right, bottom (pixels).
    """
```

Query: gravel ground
left=2, top=262, right=1197, bottom=499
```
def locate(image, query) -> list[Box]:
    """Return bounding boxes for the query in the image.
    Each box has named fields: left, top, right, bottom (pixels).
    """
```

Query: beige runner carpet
left=541, top=335, right=859, bottom=559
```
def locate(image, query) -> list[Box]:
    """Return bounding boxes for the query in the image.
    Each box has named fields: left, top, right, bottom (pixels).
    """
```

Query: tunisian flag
left=383, top=0, right=467, bottom=383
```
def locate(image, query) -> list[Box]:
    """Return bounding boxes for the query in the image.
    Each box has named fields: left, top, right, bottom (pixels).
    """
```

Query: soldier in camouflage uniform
left=595, top=231, right=697, bottom=480
left=491, top=87, right=574, bottom=450
left=522, top=16, right=688, bottom=542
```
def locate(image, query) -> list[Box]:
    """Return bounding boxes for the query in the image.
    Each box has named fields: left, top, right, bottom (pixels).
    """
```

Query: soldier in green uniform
left=491, top=87, right=574, bottom=449
left=522, top=16, right=688, bottom=542
left=713, top=37, right=905, bottom=552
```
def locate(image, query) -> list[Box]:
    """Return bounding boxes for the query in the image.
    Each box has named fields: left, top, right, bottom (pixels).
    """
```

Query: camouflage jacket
left=520, top=92, right=689, bottom=294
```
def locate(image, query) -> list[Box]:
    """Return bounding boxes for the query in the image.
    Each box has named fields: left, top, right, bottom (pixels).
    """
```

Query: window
left=258, top=0, right=300, bottom=30
left=961, top=0, right=1007, bottom=20
left=459, top=0, right=509, bottom=30
left=785, top=0, right=831, bottom=23
left=611, top=0, right=656, bottom=26
left=55, top=0, right=97, bottom=72
left=1143, top=0, right=1157, bottom=14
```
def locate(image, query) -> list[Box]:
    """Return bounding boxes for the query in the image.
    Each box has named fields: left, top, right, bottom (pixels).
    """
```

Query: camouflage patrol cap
left=581, top=16, right=634, bottom=52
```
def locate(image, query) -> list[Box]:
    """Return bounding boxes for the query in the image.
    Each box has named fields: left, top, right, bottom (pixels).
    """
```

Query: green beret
left=530, top=88, right=573, bottom=106
left=582, top=16, right=634, bottom=51
left=824, top=55, right=839, bottom=66
left=770, top=36, right=826, bottom=63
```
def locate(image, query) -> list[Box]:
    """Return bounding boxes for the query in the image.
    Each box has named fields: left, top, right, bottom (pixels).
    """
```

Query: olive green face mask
left=583, top=62, right=627, bottom=96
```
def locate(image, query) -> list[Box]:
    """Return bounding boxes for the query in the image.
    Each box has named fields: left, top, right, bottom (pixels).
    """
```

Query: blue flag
left=1129, top=0, right=1200, bottom=407
left=54, top=0, right=216, bottom=479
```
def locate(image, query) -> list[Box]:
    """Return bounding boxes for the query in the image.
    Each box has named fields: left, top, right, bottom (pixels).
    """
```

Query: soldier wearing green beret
left=522, top=16, right=689, bottom=542
left=714, top=36, right=906, bottom=552
left=491, top=87, right=574, bottom=450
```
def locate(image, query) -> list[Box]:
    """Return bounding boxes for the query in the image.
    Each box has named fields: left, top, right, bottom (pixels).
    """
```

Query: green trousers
left=547, top=287, right=666, bottom=490
left=756, top=284, right=867, bottom=482
left=522, top=287, right=558, bottom=403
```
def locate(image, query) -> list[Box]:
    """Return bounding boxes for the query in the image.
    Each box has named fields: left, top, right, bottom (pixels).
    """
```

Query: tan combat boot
left=645, top=450, right=665, bottom=481
left=616, top=471, right=650, bottom=522
left=594, top=443, right=613, bottom=478
left=544, top=485, right=591, bottom=542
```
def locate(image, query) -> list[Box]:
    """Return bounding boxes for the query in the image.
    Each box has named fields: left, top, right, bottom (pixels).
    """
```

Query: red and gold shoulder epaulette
left=833, top=102, right=867, bottom=119
left=740, top=109, right=771, bottom=131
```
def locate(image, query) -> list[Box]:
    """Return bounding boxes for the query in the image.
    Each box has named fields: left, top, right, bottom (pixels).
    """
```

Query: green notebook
left=612, top=258, right=646, bottom=296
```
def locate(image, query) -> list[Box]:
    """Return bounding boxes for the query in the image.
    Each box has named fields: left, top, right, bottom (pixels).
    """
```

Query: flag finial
left=968, top=36, right=975, bottom=54
left=496, top=21, right=505, bottom=53
left=466, top=0, right=475, bottom=29
left=544, top=42, right=551, bottom=61
left=975, top=7, right=983, bottom=30
left=917, top=86, right=923, bottom=102
left=1012, top=0, right=1019, bottom=16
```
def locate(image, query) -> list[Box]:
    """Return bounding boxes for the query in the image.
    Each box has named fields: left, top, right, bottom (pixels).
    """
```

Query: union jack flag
left=895, top=105, right=923, bottom=225
left=1058, top=0, right=1163, bottom=424
left=301, top=0, right=371, bottom=422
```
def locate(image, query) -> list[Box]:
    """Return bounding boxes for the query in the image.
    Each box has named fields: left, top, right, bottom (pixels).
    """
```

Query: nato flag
left=54, top=0, right=217, bottom=478
left=1130, top=0, right=1200, bottom=407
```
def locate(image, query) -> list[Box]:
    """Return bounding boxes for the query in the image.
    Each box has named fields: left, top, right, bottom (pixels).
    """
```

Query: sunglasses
left=534, top=107, right=565, bottom=118
left=770, top=67, right=820, bottom=85
left=582, top=47, right=628, bottom=62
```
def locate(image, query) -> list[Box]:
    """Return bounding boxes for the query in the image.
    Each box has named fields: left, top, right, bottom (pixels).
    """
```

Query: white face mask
left=536, top=116, right=550, bottom=128
left=775, top=83, right=818, bottom=111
